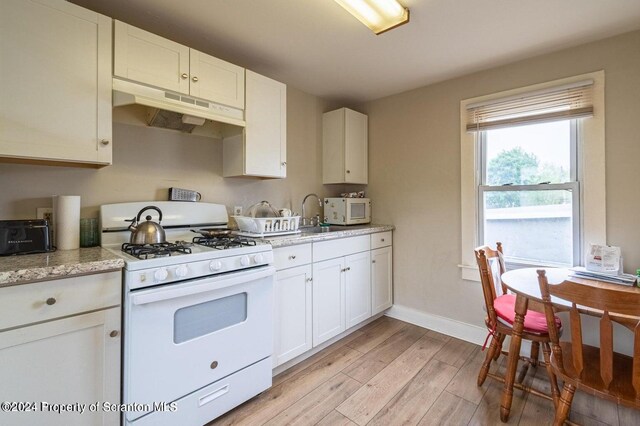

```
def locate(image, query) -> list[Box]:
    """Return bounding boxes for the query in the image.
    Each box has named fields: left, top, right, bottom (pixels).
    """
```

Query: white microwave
left=324, top=198, right=371, bottom=225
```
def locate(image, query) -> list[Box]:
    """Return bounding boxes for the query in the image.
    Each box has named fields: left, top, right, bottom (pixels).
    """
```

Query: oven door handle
left=131, top=266, right=275, bottom=306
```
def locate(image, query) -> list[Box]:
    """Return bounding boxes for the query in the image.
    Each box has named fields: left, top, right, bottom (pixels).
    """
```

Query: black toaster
left=0, top=219, right=52, bottom=255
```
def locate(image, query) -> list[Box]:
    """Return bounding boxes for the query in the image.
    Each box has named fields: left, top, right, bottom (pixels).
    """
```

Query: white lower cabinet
left=273, top=232, right=392, bottom=367
left=371, top=246, right=393, bottom=315
left=0, top=272, right=121, bottom=426
left=273, top=244, right=313, bottom=368
left=312, top=257, right=346, bottom=346
left=273, top=265, right=313, bottom=367
left=345, top=251, right=372, bottom=328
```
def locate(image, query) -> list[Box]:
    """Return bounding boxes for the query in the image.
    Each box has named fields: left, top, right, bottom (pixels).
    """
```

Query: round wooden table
left=498, top=267, right=640, bottom=421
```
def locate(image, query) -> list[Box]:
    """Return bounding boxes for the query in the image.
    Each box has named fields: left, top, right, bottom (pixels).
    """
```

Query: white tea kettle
left=128, top=206, right=166, bottom=245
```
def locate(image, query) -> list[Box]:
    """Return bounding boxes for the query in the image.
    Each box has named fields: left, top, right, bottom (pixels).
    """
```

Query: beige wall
left=0, top=86, right=334, bottom=221
left=359, top=30, right=640, bottom=326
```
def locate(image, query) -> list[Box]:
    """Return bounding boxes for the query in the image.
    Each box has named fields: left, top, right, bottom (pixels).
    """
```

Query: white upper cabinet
left=323, top=108, right=368, bottom=184
left=0, top=0, right=112, bottom=166
left=114, top=21, right=244, bottom=109
left=114, top=21, right=190, bottom=94
left=190, top=50, right=245, bottom=109
left=223, top=70, right=287, bottom=178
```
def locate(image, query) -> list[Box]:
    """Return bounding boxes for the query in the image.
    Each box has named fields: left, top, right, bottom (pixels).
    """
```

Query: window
left=479, top=120, right=579, bottom=267
left=459, top=71, right=606, bottom=281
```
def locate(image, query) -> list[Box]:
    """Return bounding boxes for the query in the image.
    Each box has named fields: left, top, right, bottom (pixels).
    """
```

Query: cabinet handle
left=347, top=267, right=351, bottom=271
left=306, top=277, right=313, bottom=282
left=45, top=297, right=56, bottom=306
left=100, top=139, right=110, bottom=146
left=109, top=330, right=119, bottom=338
left=346, top=170, right=351, bottom=174
left=372, top=260, right=376, bottom=263
left=192, top=76, right=199, bottom=82
left=210, top=361, right=219, bottom=369
left=181, top=73, right=188, bottom=79
left=381, top=238, right=385, bottom=242
left=289, top=255, right=296, bottom=260
left=281, top=161, right=287, bottom=166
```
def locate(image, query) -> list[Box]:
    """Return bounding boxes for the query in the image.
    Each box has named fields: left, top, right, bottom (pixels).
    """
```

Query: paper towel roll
left=54, top=195, right=80, bottom=250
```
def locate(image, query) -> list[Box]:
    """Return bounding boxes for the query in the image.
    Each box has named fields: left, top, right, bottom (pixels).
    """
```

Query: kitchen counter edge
left=0, top=247, right=125, bottom=288
left=260, top=224, right=395, bottom=248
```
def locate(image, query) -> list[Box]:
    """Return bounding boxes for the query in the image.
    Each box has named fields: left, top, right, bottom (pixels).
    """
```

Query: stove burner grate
left=193, top=235, right=257, bottom=250
left=122, top=242, right=192, bottom=259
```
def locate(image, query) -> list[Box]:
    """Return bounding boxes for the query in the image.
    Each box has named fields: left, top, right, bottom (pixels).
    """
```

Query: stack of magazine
left=569, top=266, right=638, bottom=286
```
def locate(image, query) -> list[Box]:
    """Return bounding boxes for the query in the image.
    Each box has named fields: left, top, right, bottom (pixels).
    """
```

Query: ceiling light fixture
left=334, top=0, right=410, bottom=35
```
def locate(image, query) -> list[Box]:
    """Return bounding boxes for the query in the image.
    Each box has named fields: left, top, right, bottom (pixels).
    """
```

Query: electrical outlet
left=233, top=206, right=243, bottom=216
left=36, top=207, right=53, bottom=224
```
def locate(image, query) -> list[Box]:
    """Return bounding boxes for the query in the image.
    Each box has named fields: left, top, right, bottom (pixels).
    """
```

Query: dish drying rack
left=233, top=216, right=301, bottom=237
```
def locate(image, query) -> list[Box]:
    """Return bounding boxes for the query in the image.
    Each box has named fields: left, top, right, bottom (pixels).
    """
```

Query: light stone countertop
left=0, top=247, right=124, bottom=288
left=257, top=224, right=394, bottom=248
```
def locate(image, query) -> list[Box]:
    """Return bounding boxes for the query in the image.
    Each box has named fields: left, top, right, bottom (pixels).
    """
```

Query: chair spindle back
left=537, top=269, right=640, bottom=397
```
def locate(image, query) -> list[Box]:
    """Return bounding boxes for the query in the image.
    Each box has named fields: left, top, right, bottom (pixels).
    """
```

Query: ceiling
left=72, top=0, right=640, bottom=104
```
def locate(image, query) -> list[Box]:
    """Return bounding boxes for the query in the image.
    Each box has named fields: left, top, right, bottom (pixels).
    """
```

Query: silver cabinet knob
left=289, top=255, right=296, bottom=260
left=181, top=73, right=188, bottom=79
left=192, top=76, right=199, bottom=82
left=372, top=260, right=376, bottom=263
left=109, top=330, right=119, bottom=338
left=46, top=297, right=56, bottom=306
left=306, top=277, right=313, bottom=282
left=282, top=161, right=287, bottom=166
left=100, top=139, right=110, bottom=146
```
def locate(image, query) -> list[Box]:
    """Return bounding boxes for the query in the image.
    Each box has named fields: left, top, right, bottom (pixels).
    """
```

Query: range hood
left=113, top=78, right=245, bottom=133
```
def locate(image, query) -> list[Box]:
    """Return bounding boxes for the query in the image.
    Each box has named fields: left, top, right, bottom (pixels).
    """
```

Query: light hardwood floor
left=210, top=317, right=640, bottom=426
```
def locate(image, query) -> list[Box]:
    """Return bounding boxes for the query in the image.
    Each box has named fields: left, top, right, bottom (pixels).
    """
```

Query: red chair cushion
left=494, top=294, right=561, bottom=333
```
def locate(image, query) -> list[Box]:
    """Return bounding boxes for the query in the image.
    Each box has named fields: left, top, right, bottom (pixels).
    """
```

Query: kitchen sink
left=300, top=225, right=347, bottom=234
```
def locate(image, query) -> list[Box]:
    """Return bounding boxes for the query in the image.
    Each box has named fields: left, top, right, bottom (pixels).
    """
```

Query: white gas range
left=100, top=201, right=274, bottom=426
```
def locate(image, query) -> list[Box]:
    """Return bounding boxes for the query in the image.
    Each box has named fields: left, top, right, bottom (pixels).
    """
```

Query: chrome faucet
left=301, top=193, right=323, bottom=227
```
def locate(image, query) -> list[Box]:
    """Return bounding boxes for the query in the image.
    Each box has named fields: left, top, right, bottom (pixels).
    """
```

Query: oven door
left=124, top=265, right=274, bottom=421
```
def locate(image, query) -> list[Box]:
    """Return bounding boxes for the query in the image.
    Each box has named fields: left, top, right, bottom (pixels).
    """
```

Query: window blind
left=466, top=80, right=594, bottom=132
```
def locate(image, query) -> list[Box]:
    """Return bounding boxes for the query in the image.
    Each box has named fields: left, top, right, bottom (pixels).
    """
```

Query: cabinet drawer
left=313, top=235, right=370, bottom=263
left=371, top=231, right=392, bottom=249
left=273, top=244, right=312, bottom=270
left=0, top=271, right=121, bottom=331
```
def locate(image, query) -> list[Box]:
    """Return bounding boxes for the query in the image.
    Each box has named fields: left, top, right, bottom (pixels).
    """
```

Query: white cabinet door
left=312, top=257, right=346, bottom=346
left=190, top=50, right=245, bottom=109
left=224, top=70, right=287, bottom=178
left=345, top=251, right=372, bottom=328
left=322, top=108, right=368, bottom=184
left=344, top=108, right=368, bottom=184
left=244, top=70, right=287, bottom=178
left=0, top=307, right=121, bottom=426
left=0, top=0, right=112, bottom=166
left=371, top=246, right=393, bottom=315
left=114, top=20, right=190, bottom=95
left=273, top=265, right=312, bottom=367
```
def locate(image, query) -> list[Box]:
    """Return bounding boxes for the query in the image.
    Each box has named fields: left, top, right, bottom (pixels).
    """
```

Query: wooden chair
left=537, top=269, right=640, bottom=425
left=475, top=244, right=561, bottom=413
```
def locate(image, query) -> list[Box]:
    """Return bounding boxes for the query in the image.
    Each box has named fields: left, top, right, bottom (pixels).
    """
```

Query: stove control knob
left=154, top=268, right=168, bottom=282
left=240, top=255, right=250, bottom=267
left=253, top=254, right=264, bottom=264
left=175, top=265, right=188, bottom=278
left=209, top=261, right=223, bottom=272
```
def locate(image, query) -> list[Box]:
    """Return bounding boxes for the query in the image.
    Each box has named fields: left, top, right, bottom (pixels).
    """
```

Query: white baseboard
left=385, top=304, right=532, bottom=355
left=385, top=304, right=487, bottom=346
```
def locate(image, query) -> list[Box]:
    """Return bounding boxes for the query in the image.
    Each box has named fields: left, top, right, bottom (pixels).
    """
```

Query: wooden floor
left=211, top=317, right=640, bottom=426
